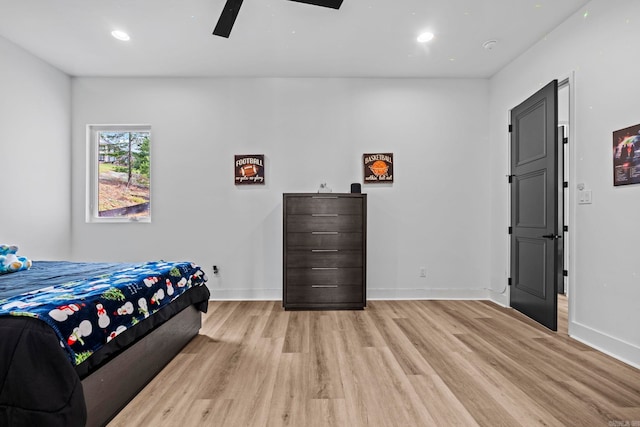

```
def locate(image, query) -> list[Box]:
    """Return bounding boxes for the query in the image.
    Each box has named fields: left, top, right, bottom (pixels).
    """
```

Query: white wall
left=489, top=0, right=640, bottom=367
left=71, top=77, right=491, bottom=300
left=6, top=0, right=638, bottom=368
left=0, top=36, right=71, bottom=259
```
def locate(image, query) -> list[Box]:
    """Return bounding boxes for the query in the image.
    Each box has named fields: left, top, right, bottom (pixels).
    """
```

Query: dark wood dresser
left=283, top=193, right=367, bottom=310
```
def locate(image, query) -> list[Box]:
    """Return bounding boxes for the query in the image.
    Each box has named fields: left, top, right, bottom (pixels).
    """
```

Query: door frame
left=563, top=72, right=577, bottom=337
left=506, top=72, right=576, bottom=334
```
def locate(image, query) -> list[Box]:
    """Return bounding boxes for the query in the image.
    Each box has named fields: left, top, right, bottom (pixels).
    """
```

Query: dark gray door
left=510, top=80, right=559, bottom=331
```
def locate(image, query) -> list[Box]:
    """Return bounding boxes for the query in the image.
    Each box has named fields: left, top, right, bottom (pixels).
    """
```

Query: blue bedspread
left=0, top=261, right=136, bottom=299
left=0, top=260, right=208, bottom=365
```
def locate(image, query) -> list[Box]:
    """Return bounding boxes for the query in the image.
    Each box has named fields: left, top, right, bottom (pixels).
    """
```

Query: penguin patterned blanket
left=0, top=260, right=208, bottom=365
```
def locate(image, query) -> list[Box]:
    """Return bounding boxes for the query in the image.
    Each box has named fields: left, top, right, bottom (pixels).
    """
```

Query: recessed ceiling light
left=111, top=30, right=130, bottom=41
left=417, top=32, right=434, bottom=43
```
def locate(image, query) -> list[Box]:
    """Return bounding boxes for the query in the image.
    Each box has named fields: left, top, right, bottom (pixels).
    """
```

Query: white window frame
left=86, top=124, right=152, bottom=223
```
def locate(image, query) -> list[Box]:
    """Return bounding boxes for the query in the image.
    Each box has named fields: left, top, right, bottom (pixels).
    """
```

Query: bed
left=0, top=260, right=210, bottom=427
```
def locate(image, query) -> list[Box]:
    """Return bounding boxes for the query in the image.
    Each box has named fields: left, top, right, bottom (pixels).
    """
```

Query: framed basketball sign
left=234, top=154, right=265, bottom=185
left=363, top=153, right=393, bottom=183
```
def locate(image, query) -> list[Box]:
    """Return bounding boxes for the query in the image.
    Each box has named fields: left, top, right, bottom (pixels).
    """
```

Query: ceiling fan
left=213, top=0, right=344, bottom=38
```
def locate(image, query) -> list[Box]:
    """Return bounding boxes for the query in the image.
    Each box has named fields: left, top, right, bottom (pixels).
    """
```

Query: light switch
left=578, top=190, right=592, bottom=204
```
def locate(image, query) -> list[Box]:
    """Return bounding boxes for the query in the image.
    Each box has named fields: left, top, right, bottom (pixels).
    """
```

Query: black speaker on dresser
left=350, top=183, right=361, bottom=193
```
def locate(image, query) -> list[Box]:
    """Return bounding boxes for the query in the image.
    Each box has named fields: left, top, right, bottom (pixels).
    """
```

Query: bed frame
left=82, top=305, right=202, bottom=427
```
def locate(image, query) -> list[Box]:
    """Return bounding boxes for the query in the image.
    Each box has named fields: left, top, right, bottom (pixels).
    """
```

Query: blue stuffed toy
left=0, top=244, right=32, bottom=275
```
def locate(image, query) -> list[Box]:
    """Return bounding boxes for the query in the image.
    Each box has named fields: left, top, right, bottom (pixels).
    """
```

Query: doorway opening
left=557, top=78, right=570, bottom=335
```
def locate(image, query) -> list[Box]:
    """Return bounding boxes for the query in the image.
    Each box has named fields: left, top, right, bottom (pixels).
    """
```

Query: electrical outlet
left=212, top=265, right=219, bottom=274
left=419, top=267, right=427, bottom=278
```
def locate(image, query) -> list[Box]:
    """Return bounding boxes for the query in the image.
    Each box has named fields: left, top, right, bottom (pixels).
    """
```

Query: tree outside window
left=87, top=125, right=151, bottom=222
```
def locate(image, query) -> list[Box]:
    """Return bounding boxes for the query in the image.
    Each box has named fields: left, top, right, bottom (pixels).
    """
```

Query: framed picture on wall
left=363, top=153, right=394, bottom=183
left=234, top=154, right=265, bottom=185
left=613, top=124, right=640, bottom=186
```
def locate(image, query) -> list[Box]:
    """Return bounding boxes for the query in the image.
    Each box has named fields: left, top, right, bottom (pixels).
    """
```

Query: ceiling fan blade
left=213, top=0, right=244, bottom=38
left=288, top=0, right=343, bottom=9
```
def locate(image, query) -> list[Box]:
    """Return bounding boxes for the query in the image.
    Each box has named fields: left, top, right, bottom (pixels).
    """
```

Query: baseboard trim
left=488, top=291, right=509, bottom=307
left=569, top=321, right=640, bottom=370
left=367, top=288, right=490, bottom=300
left=210, top=288, right=281, bottom=301
left=210, top=288, right=490, bottom=301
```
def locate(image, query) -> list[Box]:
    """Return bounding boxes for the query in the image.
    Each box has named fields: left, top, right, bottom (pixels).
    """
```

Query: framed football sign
left=363, top=153, right=393, bottom=183
left=234, top=154, right=265, bottom=185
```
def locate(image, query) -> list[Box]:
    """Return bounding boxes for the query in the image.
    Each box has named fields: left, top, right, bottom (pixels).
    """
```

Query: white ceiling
left=0, top=0, right=591, bottom=78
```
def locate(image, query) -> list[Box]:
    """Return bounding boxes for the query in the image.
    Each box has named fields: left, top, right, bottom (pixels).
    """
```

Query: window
left=87, top=125, right=151, bottom=222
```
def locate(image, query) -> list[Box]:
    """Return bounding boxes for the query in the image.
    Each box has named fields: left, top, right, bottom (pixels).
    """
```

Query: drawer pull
left=312, top=267, right=338, bottom=270
left=312, top=285, right=338, bottom=288
left=312, top=231, right=339, bottom=235
left=312, top=214, right=338, bottom=217
left=312, top=196, right=339, bottom=199
left=311, top=249, right=338, bottom=252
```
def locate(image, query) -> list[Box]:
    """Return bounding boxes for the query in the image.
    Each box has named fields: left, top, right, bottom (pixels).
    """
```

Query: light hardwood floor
left=109, top=299, right=640, bottom=426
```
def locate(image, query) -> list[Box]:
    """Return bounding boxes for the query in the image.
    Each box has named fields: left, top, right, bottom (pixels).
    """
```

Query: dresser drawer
left=286, top=215, right=362, bottom=233
left=286, top=267, right=363, bottom=286
left=286, top=284, right=363, bottom=304
left=286, top=251, right=362, bottom=268
left=286, top=232, right=362, bottom=250
left=286, top=196, right=362, bottom=215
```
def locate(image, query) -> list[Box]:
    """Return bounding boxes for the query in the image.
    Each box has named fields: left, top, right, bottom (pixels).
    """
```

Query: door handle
left=541, top=234, right=562, bottom=240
